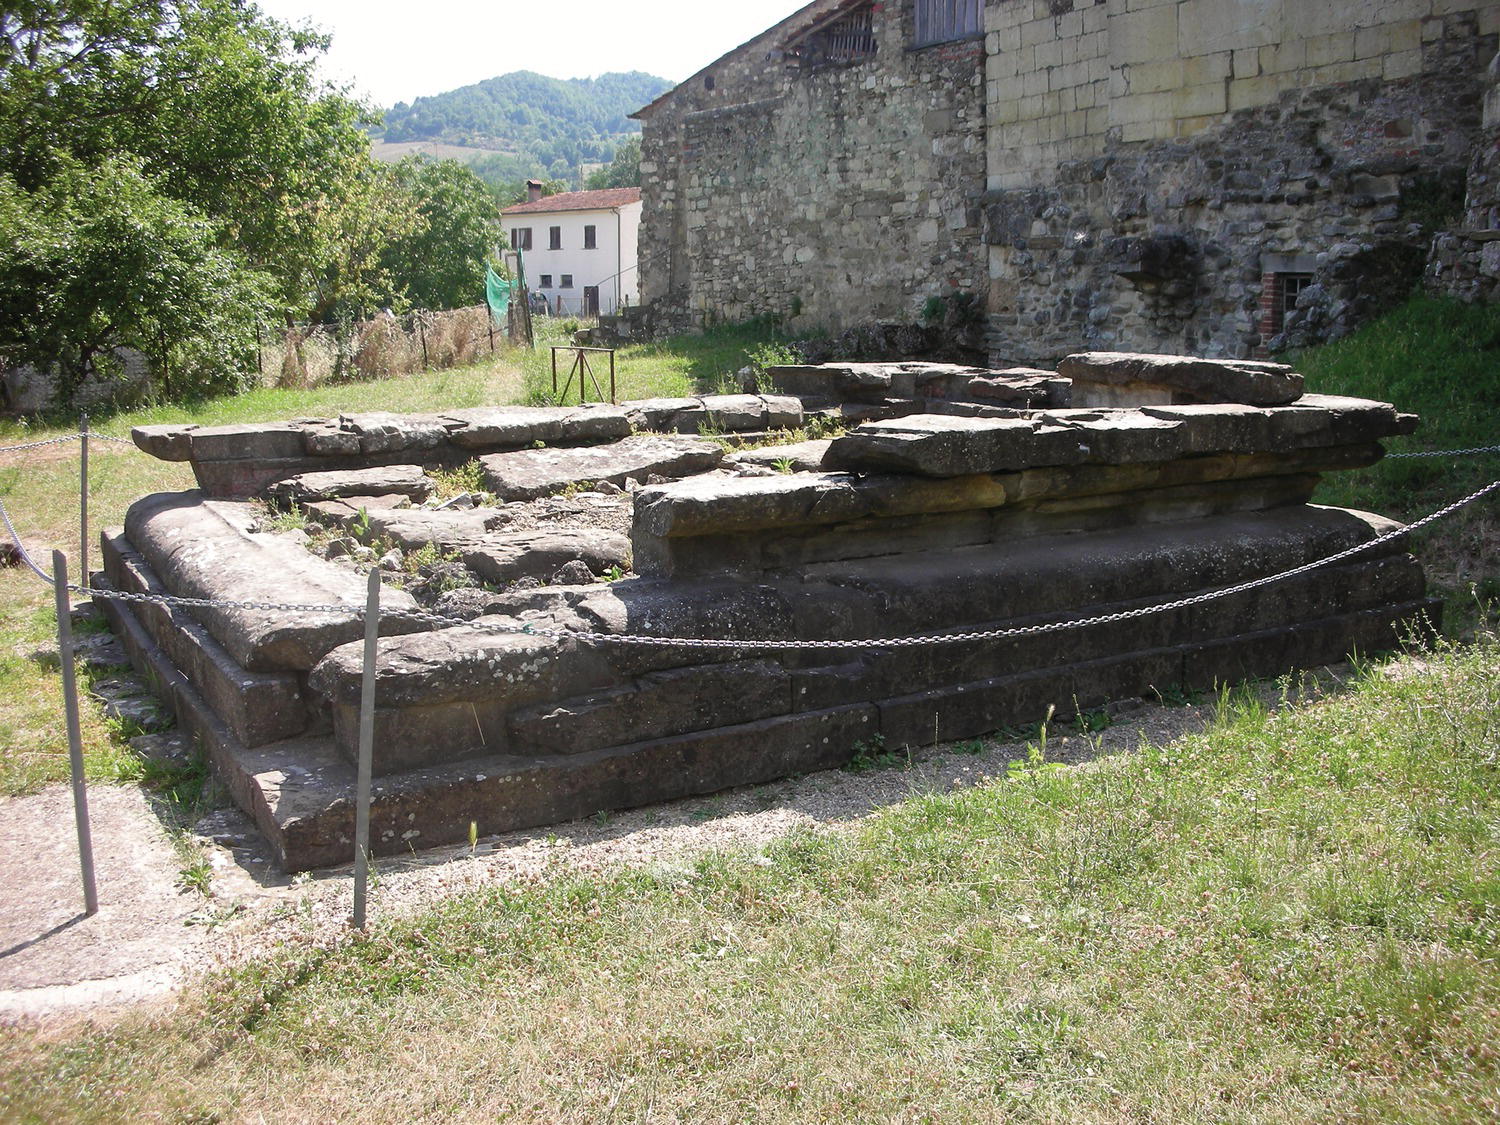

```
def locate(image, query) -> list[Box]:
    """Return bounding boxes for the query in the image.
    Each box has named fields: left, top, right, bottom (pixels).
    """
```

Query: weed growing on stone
left=429, top=460, right=485, bottom=501
left=846, top=733, right=906, bottom=773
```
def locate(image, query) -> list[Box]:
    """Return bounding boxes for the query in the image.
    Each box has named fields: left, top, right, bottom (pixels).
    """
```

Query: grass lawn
left=0, top=298, right=1496, bottom=1121
left=1, top=635, right=1496, bottom=1122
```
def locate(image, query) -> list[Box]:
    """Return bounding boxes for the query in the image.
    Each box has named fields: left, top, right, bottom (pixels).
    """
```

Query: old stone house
left=635, top=0, right=1500, bottom=363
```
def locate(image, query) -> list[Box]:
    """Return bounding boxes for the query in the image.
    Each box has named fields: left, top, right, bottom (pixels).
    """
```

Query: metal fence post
left=352, top=567, right=380, bottom=930
left=78, top=413, right=89, bottom=584
left=52, top=551, right=98, bottom=916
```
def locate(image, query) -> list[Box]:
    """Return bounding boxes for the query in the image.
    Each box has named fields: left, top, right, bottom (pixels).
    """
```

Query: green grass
left=1291, top=294, right=1500, bottom=628
left=1292, top=294, right=1500, bottom=516
left=1, top=635, right=1496, bottom=1122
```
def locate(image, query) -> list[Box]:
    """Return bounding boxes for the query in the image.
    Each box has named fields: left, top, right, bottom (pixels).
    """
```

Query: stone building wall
left=635, top=0, right=988, bottom=333
left=1426, top=51, right=1500, bottom=301
left=982, top=0, right=1500, bottom=362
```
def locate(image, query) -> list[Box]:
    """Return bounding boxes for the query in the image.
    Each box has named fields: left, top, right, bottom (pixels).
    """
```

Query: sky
left=253, top=0, right=810, bottom=109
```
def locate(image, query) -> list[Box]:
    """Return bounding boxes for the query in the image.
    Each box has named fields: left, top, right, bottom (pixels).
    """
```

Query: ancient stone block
left=825, top=415, right=1092, bottom=477
left=339, top=412, right=450, bottom=455
left=265, top=465, right=436, bottom=505
left=1058, top=352, right=1305, bottom=407
left=480, top=434, right=723, bottom=500
left=509, top=660, right=791, bottom=755
left=99, top=532, right=310, bottom=747
left=460, top=529, right=630, bottom=586
left=131, top=424, right=197, bottom=461
left=124, top=491, right=424, bottom=672
left=187, top=423, right=308, bottom=462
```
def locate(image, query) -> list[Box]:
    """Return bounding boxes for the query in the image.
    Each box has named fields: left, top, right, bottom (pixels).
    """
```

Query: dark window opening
left=785, top=2, right=877, bottom=66
left=914, top=0, right=981, bottom=48
left=704, top=74, right=715, bottom=90
left=1280, top=273, right=1313, bottom=319
left=560, top=274, right=573, bottom=288
left=584, top=224, right=597, bottom=250
left=512, top=227, right=532, bottom=251
left=549, top=226, right=562, bottom=250
left=539, top=274, right=553, bottom=289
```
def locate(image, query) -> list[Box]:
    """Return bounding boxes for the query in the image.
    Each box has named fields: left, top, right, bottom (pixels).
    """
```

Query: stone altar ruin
left=101, top=353, right=1437, bottom=870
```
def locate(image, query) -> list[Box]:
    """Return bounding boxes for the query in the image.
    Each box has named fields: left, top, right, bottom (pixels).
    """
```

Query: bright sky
left=253, top=0, right=808, bottom=109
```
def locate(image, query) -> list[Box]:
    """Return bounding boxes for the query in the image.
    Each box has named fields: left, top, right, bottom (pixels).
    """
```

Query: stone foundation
left=104, top=354, right=1436, bottom=870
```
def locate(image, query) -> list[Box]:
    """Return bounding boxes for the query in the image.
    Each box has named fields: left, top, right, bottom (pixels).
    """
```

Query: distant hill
left=376, top=71, right=671, bottom=189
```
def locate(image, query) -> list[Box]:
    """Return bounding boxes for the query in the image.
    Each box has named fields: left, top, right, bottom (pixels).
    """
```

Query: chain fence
left=2, top=423, right=1495, bottom=925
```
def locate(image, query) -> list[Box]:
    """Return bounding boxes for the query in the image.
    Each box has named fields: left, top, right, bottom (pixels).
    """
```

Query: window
left=583, top=224, right=597, bottom=250
left=1281, top=273, right=1313, bottom=318
left=560, top=274, right=573, bottom=288
left=549, top=226, right=562, bottom=250
left=511, top=227, right=532, bottom=251
left=785, top=2, right=876, bottom=66
left=539, top=274, right=553, bottom=289
left=914, top=0, right=981, bottom=47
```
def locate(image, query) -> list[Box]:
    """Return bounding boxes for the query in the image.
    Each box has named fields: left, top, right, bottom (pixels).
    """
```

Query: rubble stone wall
left=636, top=0, right=988, bottom=332
left=982, top=0, right=1499, bottom=362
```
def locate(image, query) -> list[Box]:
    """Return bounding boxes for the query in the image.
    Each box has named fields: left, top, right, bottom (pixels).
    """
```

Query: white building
left=500, top=183, right=642, bottom=317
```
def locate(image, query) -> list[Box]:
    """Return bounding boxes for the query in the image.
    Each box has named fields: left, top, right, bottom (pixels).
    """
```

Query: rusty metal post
left=52, top=551, right=98, bottom=916
left=352, top=567, right=380, bottom=930
left=78, top=413, right=89, bottom=585
left=609, top=350, right=617, bottom=404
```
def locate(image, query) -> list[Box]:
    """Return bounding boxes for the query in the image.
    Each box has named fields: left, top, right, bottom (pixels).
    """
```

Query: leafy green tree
left=0, top=0, right=384, bottom=401
left=0, top=156, right=269, bottom=402
left=380, top=158, right=503, bottom=311
left=585, top=136, right=642, bottom=190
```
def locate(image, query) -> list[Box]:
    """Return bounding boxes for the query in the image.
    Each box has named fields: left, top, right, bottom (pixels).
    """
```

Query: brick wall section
left=637, top=0, right=988, bottom=332
left=982, top=0, right=1499, bottom=362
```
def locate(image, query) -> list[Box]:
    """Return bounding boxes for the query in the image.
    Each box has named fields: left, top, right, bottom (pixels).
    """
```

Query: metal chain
left=0, top=494, right=55, bottom=584
left=89, top=433, right=141, bottom=448
left=55, top=476, right=1497, bottom=653
left=0, top=433, right=85, bottom=455
left=1386, top=444, right=1500, bottom=460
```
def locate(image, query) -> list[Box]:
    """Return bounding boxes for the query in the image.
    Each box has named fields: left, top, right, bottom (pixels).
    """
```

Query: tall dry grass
left=264, top=306, right=499, bottom=389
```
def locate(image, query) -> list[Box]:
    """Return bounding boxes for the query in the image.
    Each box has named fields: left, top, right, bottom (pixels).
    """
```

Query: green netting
left=486, top=265, right=513, bottom=322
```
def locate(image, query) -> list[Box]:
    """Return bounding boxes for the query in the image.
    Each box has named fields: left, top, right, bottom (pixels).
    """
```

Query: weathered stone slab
left=337, top=412, right=450, bottom=455
left=187, top=423, right=307, bottom=463
left=509, top=660, right=791, bottom=756
left=1059, top=352, right=1305, bottom=407
left=131, top=424, right=198, bottom=461
left=461, top=529, right=630, bottom=586
left=441, top=404, right=632, bottom=449
left=827, top=414, right=1093, bottom=477
left=727, top=440, right=832, bottom=471
left=265, top=464, right=435, bottom=505
left=480, top=434, right=722, bottom=500
left=623, top=397, right=704, bottom=433
left=100, top=532, right=311, bottom=747
left=964, top=368, right=1071, bottom=407
left=124, top=491, right=424, bottom=672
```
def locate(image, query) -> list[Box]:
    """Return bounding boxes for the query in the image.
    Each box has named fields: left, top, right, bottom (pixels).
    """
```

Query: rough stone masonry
left=634, top=1, right=1500, bottom=364
left=101, top=353, right=1434, bottom=870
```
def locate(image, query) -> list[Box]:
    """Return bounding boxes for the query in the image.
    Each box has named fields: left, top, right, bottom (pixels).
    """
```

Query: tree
left=380, top=158, right=503, bottom=312
left=0, top=0, right=382, bottom=402
left=585, top=136, right=642, bottom=191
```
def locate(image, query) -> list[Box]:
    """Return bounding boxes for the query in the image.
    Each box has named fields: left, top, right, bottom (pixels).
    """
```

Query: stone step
left=479, top=434, right=723, bottom=501
left=105, top=572, right=1436, bottom=871
left=124, top=491, right=428, bottom=672
left=100, top=530, right=315, bottom=748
